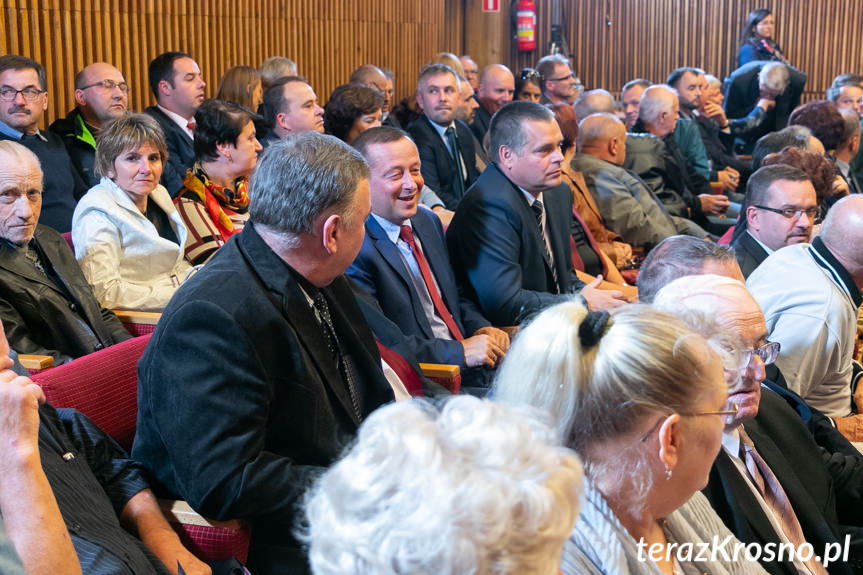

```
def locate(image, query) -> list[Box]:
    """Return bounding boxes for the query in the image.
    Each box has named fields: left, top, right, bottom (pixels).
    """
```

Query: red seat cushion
left=31, top=333, right=151, bottom=452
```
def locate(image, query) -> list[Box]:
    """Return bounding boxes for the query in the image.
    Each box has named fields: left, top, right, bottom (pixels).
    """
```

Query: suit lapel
left=0, top=240, right=66, bottom=296
left=713, top=451, right=798, bottom=575
left=365, top=218, right=434, bottom=338
left=281, top=280, right=361, bottom=426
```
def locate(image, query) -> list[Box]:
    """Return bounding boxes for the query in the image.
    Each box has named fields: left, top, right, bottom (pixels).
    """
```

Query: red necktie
left=399, top=225, right=463, bottom=340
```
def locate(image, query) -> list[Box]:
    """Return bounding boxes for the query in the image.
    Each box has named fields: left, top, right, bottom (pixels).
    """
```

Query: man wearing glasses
left=731, top=164, right=818, bottom=278
left=0, top=55, right=87, bottom=233
left=748, top=195, right=863, bottom=424
left=536, top=54, right=581, bottom=106
left=655, top=273, right=863, bottom=575
left=50, top=62, right=129, bottom=188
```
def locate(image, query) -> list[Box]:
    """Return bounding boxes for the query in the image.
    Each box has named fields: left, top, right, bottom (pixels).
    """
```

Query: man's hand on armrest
left=579, top=276, right=628, bottom=311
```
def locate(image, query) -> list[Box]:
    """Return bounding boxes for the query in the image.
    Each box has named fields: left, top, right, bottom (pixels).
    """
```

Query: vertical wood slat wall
left=505, top=0, right=862, bottom=100
left=0, top=0, right=446, bottom=128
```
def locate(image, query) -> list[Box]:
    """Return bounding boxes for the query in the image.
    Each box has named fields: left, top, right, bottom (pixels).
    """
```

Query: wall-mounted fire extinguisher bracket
left=514, top=0, right=537, bottom=52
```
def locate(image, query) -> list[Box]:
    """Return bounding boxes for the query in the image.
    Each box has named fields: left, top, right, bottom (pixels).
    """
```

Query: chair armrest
left=737, top=155, right=752, bottom=163
left=114, top=310, right=162, bottom=325
left=18, top=354, right=53, bottom=373
left=418, top=363, right=461, bottom=395
left=709, top=181, right=724, bottom=193
left=159, top=499, right=247, bottom=530
left=418, top=363, right=460, bottom=379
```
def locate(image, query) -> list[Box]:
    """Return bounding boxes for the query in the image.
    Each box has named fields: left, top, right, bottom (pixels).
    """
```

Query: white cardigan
left=72, top=177, right=193, bottom=311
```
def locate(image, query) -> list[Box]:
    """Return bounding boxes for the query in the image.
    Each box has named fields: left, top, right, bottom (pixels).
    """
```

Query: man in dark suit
left=469, top=64, right=514, bottom=144
left=0, top=141, right=130, bottom=364
left=259, top=76, right=324, bottom=149
left=347, top=127, right=509, bottom=388
left=446, top=101, right=627, bottom=326
left=143, top=51, right=206, bottom=196
left=724, top=61, right=806, bottom=154
left=731, top=164, right=817, bottom=278
left=407, top=63, right=479, bottom=210
left=654, top=274, right=863, bottom=575
left=133, top=133, right=395, bottom=575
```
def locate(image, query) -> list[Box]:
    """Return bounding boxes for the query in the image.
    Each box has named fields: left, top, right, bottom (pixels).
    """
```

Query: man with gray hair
left=625, top=85, right=730, bottom=234
left=574, top=113, right=710, bottom=251
left=536, top=54, right=580, bottom=105
left=748, top=195, right=863, bottom=422
left=133, top=133, right=395, bottom=575
left=653, top=274, right=863, bottom=575
left=447, top=101, right=627, bottom=326
left=572, top=89, right=614, bottom=122
left=730, top=164, right=818, bottom=278
left=724, top=61, right=805, bottom=154
left=408, top=63, right=480, bottom=210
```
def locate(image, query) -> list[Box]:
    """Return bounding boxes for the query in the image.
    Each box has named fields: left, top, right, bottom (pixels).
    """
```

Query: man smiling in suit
left=347, top=127, right=508, bottom=389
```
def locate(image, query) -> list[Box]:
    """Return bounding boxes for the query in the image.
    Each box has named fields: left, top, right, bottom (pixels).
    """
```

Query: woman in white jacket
left=73, top=113, right=192, bottom=311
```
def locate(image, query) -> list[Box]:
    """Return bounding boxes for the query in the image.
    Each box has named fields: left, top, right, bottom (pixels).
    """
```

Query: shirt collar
left=721, top=426, right=742, bottom=459
left=746, top=230, right=774, bottom=255
left=520, top=187, right=542, bottom=206
left=370, top=212, right=409, bottom=245
left=810, top=236, right=863, bottom=308
left=0, top=119, right=45, bottom=141
left=157, top=104, right=194, bottom=134
left=427, top=116, right=455, bottom=139
left=836, top=158, right=851, bottom=177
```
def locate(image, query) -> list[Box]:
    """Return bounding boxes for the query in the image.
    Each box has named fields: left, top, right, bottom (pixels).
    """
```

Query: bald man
left=470, top=64, right=514, bottom=143
left=350, top=64, right=397, bottom=128
left=573, top=113, right=709, bottom=250
left=50, top=62, right=129, bottom=187
left=625, top=85, right=730, bottom=234
left=748, top=195, right=863, bottom=421
left=572, top=89, right=614, bottom=124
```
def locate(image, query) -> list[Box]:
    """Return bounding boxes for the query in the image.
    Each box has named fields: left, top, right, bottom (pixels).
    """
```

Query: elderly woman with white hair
left=494, top=303, right=767, bottom=575
left=303, top=395, right=583, bottom=575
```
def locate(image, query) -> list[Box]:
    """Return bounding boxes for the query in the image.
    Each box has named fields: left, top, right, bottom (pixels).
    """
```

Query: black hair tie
left=579, top=310, right=610, bottom=348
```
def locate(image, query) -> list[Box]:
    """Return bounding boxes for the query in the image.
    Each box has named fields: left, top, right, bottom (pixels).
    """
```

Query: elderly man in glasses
left=654, top=273, right=863, bottom=575
left=731, top=164, right=818, bottom=279
left=49, top=62, right=129, bottom=188
left=748, top=195, right=863, bottom=431
left=0, top=55, right=87, bottom=233
left=536, top=54, right=582, bottom=106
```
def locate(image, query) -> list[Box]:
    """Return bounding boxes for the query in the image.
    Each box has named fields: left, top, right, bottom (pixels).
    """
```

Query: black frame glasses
left=0, top=87, right=45, bottom=101
left=753, top=205, right=819, bottom=220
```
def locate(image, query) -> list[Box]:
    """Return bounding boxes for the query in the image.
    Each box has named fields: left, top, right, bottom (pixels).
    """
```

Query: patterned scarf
left=182, top=163, right=249, bottom=239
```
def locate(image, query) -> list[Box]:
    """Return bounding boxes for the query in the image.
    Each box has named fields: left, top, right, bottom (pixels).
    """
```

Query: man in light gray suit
left=572, top=113, right=709, bottom=251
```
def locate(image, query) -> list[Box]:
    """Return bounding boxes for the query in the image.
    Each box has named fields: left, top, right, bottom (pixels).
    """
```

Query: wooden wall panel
left=0, top=0, right=447, bottom=128
left=503, top=0, right=862, bottom=101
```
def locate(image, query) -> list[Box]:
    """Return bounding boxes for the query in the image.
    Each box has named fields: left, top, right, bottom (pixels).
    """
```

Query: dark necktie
left=313, top=292, right=361, bottom=420
left=445, top=126, right=466, bottom=199
left=399, top=225, right=463, bottom=340
left=739, top=429, right=828, bottom=575
left=531, top=200, right=559, bottom=293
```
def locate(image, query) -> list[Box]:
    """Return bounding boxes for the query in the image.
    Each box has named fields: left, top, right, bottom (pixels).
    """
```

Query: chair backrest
left=31, top=333, right=152, bottom=451
left=375, top=341, right=424, bottom=397
left=61, top=231, right=74, bottom=251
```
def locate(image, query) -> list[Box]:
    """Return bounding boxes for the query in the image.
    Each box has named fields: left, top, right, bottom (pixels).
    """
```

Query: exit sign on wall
left=483, top=0, right=500, bottom=12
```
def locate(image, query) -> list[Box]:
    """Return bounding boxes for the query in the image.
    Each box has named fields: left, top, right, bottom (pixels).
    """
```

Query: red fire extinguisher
left=515, top=0, right=537, bottom=52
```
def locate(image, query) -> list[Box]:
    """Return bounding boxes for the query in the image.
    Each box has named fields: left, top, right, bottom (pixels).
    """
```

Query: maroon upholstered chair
left=30, top=332, right=251, bottom=563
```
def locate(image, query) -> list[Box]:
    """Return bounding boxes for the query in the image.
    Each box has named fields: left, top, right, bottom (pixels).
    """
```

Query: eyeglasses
left=736, top=341, right=780, bottom=370
left=79, top=79, right=130, bottom=93
left=640, top=404, right=739, bottom=442
left=0, top=87, right=45, bottom=101
left=753, top=205, right=819, bottom=220
left=548, top=72, right=575, bottom=82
